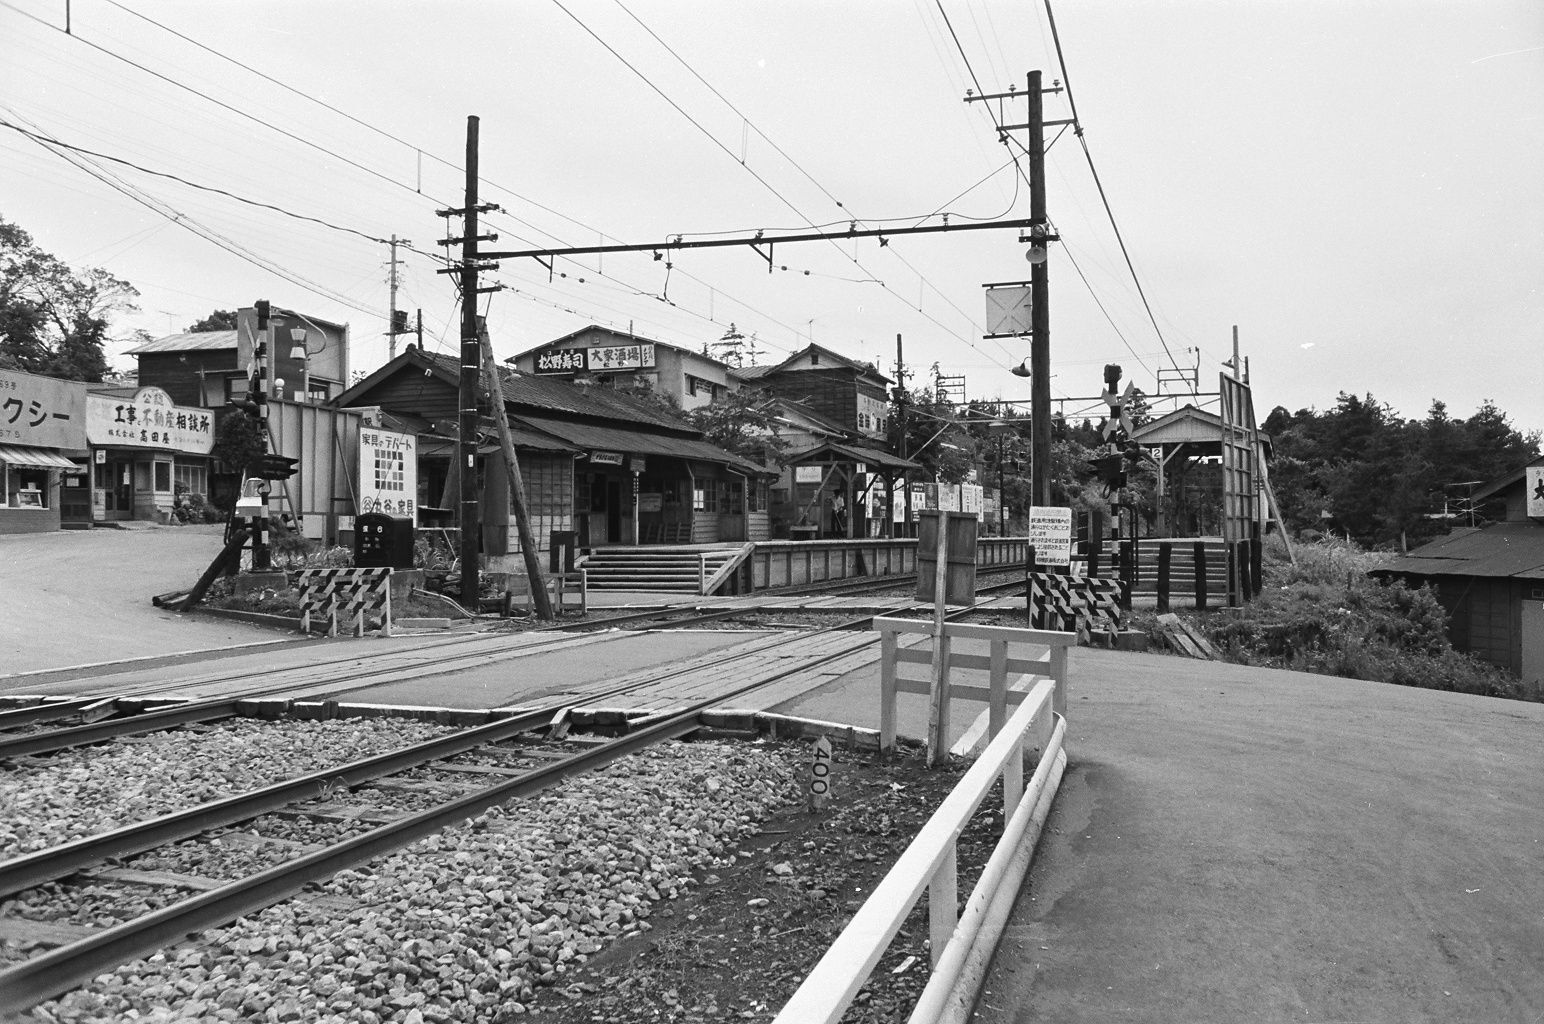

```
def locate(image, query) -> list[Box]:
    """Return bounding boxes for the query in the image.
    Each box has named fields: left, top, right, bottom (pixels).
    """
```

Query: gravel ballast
left=26, top=738, right=802, bottom=1023
left=0, top=717, right=457, bottom=858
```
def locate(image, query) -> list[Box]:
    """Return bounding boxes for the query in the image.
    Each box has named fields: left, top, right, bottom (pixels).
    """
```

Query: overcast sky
left=3, top=1, right=1541, bottom=434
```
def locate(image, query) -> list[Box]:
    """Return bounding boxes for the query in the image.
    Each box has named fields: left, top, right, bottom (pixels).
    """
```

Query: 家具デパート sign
left=359, top=427, right=417, bottom=519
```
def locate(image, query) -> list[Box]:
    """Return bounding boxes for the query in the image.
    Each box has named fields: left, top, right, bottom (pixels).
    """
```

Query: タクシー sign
left=0, top=366, right=86, bottom=449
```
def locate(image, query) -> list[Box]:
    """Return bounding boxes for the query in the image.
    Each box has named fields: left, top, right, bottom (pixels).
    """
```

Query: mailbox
left=355, top=513, right=414, bottom=569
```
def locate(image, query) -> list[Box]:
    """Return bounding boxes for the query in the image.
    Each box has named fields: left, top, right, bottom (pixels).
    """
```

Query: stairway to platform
left=578, top=546, right=745, bottom=594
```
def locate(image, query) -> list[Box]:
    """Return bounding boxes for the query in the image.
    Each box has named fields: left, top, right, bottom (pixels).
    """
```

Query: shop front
left=86, top=387, right=215, bottom=524
left=0, top=367, right=88, bottom=534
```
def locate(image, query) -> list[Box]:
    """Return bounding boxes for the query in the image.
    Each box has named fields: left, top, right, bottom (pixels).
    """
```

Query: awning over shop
left=787, top=441, right=920, bottom=473
left=0, top=444, right=80, bottom=470
left=515, top=415, right=767, bottom=474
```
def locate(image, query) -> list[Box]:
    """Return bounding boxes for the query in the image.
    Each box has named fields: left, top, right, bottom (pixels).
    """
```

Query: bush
left=1192, top=538, right=1529, bottom=701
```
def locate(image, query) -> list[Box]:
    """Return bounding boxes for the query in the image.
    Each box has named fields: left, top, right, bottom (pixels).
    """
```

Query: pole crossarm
left=482, top=217, right=1038, bottom=262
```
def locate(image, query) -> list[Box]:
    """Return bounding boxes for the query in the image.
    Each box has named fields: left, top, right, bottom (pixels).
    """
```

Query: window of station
left=715, top=479, right=743, bottom=515
left=153, top=461, right=173, bottom=493
left=692, top=485, right=707, bottom=512
left=747, top=479, right=769, bottom=513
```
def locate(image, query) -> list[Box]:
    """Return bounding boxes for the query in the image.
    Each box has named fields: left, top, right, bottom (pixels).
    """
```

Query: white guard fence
left=773, top=618, right=1073, bottom=1024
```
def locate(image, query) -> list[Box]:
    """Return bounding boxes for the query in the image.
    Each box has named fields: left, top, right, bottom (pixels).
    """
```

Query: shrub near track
left=1166, top=539, right=1529, bottom=701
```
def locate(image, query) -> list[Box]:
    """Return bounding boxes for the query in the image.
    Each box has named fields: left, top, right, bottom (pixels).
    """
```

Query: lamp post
left=289, top=328, right=311, bottom=403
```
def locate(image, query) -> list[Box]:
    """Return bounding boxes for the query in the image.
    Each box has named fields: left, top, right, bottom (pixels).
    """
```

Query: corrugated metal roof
left=515, top=415, right=764, bottom=473
left=1372, top=522, right=1544, bottom=580
left=126, top=330, right=238, bottom=355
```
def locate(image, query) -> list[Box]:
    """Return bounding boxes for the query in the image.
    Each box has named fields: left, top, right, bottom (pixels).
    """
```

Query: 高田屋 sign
left=86, top=387, right=212, bottom=454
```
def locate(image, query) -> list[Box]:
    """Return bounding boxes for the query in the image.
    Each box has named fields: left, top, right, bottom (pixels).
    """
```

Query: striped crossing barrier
left=297, top=567, right=393, bottom=637
left=1027, top=571, right=1124, bottom=640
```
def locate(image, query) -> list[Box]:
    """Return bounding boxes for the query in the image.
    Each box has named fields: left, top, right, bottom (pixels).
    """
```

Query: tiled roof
left=516, top=415, right=766, bottom=474
left=126, top=331, right=238, bottom=355
left=419, top=351, right=691, bottom=433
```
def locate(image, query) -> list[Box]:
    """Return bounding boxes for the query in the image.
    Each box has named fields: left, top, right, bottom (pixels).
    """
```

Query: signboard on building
left=1027, top=505, right=1073, bottom=566
left=590, top=451, right=624, bottom=466
left=795, top=465, right=825, bottom=483
left=588, top=342, right=655, bottom=371
left=0, top=366, right=86, bottom=449
left=359, top=427, right=417, bottom=519
left=534, top=343, right=657, bottom=375
left=1528, top=466, right=1544, bottom=519
left=86, top=388, right=213, bottom=454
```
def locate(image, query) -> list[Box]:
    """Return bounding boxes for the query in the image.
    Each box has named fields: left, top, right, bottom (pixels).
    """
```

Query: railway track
left=0, top=570, right=1038, bottom=1014
left=0, top=623, right=883, bottom=1014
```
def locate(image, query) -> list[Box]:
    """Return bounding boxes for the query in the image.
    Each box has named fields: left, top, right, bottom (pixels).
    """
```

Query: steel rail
left=0, top=632, right=499, bottom=731
left=0, top=633, right=879, bottom=1014
left=0, top=631, right=604, bottom=761
left=0, top=624, right=872, bottom=898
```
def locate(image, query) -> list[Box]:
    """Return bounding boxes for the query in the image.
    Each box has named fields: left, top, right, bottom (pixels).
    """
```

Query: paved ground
left=0, top=524, right=288, bottom=676
left=786, top=647, right=1544, bottom=1024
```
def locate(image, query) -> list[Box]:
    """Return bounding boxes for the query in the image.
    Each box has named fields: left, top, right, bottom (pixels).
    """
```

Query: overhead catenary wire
left=8, top=0, right=797, bottom=364
left=1041, top=0, right=1195, bottom=395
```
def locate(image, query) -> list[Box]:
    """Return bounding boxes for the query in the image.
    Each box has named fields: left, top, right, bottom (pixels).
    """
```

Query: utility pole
left=966, top=71, right=1058, bottom=507
left=894, top=333, right=911, bottom=538
left=457, top=117, right=483, bottom=608
left=1027, top=69, right=1051, bottom=508
left=388, top=235, right=400, bottom=361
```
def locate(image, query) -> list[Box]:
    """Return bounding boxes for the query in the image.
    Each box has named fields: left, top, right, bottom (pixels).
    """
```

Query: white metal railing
left=772, top=679, right=1066, bottom=1024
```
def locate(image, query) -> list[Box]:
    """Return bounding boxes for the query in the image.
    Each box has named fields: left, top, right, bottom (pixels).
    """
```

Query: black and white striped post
left=251, top=300, right=272, bottom=571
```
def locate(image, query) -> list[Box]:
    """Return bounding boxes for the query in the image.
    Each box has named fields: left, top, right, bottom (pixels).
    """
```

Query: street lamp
left=289, top=327, right=314, bottom=403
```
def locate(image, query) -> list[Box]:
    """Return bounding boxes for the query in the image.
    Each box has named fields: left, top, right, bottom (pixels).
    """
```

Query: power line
left=1, top=106, right=378, bottom=318
left=0, top=118, right=394, bottom=246
left=1041, top=0, right=1193, bottom=394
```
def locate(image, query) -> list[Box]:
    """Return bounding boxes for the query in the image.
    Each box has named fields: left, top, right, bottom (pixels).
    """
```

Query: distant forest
left=1264, top=393, right=1539, bottom=549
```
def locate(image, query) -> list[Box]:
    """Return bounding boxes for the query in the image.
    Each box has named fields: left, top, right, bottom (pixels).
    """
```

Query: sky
left=2, top=0, right=1541, bottom=435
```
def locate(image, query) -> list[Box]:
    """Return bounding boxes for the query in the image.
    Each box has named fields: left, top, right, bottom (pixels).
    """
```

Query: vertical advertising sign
left=359, top=428, right=417, bottom=520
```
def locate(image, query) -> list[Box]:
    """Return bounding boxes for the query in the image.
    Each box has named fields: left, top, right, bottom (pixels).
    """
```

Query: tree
left=687, top=387, right=789, bottom=466
left=212, top=408, right=267, bottom=478
left=0, top=216, right=137, bottom=382
left=187, top=309, right=239, bottom=332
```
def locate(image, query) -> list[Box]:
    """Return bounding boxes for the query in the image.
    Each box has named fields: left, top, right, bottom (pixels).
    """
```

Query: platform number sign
left=807, top=735, right=834, bottom=811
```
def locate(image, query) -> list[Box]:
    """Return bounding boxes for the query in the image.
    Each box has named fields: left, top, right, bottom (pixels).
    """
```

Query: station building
left=336, top=346, right=770, bottom=556
left=504, top=326, right=737, bottom=413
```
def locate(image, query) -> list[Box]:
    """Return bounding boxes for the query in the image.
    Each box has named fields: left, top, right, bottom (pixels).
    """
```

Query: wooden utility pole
left=457, top=115, right=482, bottom=608
left=895, top=333, right=911, bottom=538
left=478, top=320, right=554, bottom=620
left=1027, top=69, right=1052, bottom=508
left=387, top=235, right=401, bottom=361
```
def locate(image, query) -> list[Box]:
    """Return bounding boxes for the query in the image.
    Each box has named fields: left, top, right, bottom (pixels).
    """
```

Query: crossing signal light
left=257, top=454, right=299, bottom=481
left=1088, top=453, right=1126, bottom=492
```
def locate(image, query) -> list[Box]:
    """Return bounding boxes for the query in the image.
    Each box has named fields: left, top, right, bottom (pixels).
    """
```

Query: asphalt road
left=0, top=524, right=285, bottom=677
left=788, top=647, right=1544, bottom=1023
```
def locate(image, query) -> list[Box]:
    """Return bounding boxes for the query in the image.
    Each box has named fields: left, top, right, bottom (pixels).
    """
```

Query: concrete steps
left=579, top=547, right=742, bottom=594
